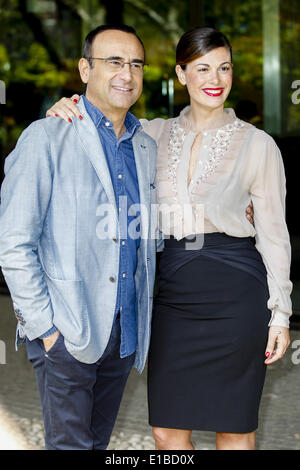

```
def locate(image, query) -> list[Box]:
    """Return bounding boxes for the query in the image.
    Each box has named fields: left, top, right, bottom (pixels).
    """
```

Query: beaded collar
left=167, top=106, right=244, bottom=197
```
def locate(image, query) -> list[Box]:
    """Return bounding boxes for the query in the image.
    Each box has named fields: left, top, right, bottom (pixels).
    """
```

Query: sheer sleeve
left=139, top=118, right=166, bottom=143
left=250, top=131, right=293, bottom=328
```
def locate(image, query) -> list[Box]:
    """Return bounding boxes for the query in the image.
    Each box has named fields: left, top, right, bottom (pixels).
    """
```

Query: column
left=262, top=0, right=281, bottom=135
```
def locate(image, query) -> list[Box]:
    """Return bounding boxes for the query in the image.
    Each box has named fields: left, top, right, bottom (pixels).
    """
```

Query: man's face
left=80, top=30, right=145, bottom=114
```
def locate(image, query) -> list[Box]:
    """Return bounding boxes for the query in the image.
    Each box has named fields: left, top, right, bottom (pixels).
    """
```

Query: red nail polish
left=79, top=115, right=83, bottom=120
left=68, top=118, right=72, bottom=123
left=55, top=113, right=59, bottom=117
left=265, top=352, right=270, bottom=357
left=73, top=99, right=78, bottom=103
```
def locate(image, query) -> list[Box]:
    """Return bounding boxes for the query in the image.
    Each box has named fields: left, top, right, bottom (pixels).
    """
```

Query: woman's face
left=175, top=46, right=233, bottom=112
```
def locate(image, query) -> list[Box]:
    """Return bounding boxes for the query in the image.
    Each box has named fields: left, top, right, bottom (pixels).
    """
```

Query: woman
left=46, top=27, right=292, bottom=450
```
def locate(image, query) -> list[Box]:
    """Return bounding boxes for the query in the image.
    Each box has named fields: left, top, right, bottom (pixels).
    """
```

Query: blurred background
left=0, top=0, right=300, bottom=318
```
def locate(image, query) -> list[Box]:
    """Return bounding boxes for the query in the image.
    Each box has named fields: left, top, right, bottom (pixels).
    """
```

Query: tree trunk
left=102, top=0, right=124, bottom=24
left=18, top=0, right=63, bottom=69
left=189, top=0, right=204, bottom=27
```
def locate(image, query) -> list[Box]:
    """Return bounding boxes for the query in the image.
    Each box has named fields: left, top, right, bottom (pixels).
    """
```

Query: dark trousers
left=25, top=316, right=135, bottom=450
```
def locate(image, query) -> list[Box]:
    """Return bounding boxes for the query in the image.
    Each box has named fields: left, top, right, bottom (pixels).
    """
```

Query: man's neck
left=85, top=93, right=127, bottom=140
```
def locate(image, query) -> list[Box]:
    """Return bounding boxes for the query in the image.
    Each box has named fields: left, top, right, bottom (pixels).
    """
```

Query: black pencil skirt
left=148, top=233, right=271, bottom=433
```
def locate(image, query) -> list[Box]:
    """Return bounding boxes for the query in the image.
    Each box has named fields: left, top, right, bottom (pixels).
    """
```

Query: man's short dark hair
left=83, top=24, right=146, bottom=68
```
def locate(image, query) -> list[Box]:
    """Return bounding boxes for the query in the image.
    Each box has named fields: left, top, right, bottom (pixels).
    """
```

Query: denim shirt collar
left=81, top=94, right=140, bottom=138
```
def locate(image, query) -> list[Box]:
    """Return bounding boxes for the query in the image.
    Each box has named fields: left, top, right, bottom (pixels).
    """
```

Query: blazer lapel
left=132, top=132, right=151, bottom=241
left=73, top=98, right=151, bottom=241
left=73, top=98, right=117, bottom=212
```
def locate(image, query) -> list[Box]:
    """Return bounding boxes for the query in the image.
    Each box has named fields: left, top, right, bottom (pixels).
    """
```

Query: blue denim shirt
left=82, top=95, right=141, bottom=358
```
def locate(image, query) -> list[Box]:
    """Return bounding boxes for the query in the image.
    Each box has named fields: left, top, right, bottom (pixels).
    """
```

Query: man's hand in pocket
left=42, top=330, right=60, bottom=352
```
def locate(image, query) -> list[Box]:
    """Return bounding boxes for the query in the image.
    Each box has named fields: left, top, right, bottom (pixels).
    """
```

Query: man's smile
left=112, top=86, right=134, bottom=93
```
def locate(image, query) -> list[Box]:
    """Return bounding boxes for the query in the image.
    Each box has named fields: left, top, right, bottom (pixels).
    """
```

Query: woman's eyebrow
left=195, top=61, right=231, bottom=67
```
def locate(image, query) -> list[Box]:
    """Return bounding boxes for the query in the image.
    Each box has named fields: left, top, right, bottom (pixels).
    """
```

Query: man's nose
left=118, top=63, right=133, bottom=80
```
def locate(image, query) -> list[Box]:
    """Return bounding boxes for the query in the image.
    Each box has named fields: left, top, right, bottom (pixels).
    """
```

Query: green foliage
left=0, top=43, right=10, bottom=83
left=0, top=0, right=299, bottom=145
left=13, top=43, right=69, bottom=88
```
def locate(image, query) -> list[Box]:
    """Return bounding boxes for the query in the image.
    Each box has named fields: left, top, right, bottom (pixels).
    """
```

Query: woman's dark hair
left=176, top=27, right=232, bottom=69
left=83, top=24, right=145, bottom=68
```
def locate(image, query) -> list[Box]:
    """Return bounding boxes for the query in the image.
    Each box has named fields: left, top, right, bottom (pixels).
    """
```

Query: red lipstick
left=202, top=88, right=224, bottom=97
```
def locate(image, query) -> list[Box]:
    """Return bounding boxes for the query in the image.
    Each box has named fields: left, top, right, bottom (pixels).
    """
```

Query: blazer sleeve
left=0, top=121, right=55, bottom=340
left=250, top=132, right=293, bottom=328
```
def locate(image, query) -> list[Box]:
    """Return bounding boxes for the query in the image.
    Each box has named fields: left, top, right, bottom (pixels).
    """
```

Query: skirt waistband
left=164, top=233, right=255, bottom=250
left=161, top=233, right=267, bottom=289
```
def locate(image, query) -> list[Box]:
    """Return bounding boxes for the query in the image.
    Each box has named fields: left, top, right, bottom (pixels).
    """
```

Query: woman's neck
left=187, top=102, right=225, bottom=133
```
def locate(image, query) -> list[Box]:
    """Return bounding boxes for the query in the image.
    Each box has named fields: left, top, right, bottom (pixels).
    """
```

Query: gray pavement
left=0, top=293, right=300, bottom=450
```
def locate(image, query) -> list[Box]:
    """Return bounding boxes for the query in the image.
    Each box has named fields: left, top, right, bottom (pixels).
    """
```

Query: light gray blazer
left=0, top=98, right=159, bottom=372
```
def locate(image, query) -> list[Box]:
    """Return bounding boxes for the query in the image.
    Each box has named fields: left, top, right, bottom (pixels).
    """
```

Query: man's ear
left=78, top=58, right=90, bottom=84
left=175, top=65, right=187, bottom=86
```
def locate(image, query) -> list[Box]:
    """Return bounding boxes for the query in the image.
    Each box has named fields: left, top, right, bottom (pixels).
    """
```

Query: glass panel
left=280, top=0, right=300, bottom=136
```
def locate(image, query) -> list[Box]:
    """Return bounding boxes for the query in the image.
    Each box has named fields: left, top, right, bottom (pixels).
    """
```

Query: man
left=0, top=24, right=158, bottom=450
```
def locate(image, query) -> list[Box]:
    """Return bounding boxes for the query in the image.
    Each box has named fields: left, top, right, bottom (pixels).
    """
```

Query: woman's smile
left=202, top=87, right=224, bottom=97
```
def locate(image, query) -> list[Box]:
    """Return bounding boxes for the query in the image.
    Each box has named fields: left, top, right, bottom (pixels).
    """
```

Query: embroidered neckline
left=195, top=119, right=244, bottom=185
left=167, top=117, right=245, bottom=198
left=167, top=119, right=188, bottom=197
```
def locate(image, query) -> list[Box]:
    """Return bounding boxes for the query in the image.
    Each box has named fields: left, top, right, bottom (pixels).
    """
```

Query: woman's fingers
left=265, top=326, right=290, bottom=365
left=71, top=94, right=80, bottom=103
left=265, top=343, right=285, bottom=365
left=46, top=96, right=82, bottom=122
left=265, top=331, right=276, bottom=363
left=245, top=201, right=254, bottom=224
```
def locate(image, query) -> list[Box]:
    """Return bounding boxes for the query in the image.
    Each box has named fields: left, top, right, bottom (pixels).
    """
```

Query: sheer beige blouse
left=140, top=106, right=293, bottom=328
